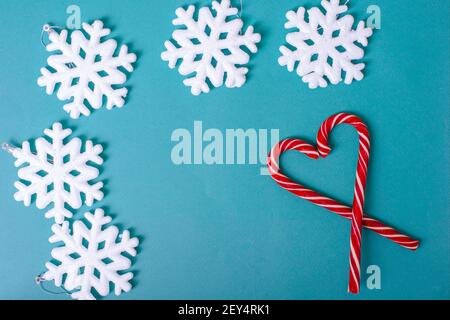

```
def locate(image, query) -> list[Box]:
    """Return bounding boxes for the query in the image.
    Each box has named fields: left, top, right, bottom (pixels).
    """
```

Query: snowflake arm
left=278, top=0, right=373, bottom=89
left=11, top=123, right=104, bottom=224
left=161, top=0, right=261, bottom=95
left=43, top=209, right=139, bottom=300
left=38, top=20, right=137, bottom=119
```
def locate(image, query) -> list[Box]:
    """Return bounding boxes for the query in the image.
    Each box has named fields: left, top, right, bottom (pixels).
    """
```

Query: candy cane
left=320, top=113, right=368, bottom=293
left=268, top=139, right=419, bottom=250
left=268, top=113, right=419, bottom=293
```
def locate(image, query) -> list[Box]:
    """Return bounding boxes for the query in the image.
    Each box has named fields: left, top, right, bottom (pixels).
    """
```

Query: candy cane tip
left=402, top=241, right=420, bottom=251
left=348, top=287, right=359, bottom=294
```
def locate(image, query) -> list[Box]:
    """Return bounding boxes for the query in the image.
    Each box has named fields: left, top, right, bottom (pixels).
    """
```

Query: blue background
left=0, top=0, right=448, bottom=300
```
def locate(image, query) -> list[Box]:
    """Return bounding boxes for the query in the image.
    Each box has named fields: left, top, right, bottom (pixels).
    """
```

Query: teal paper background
left=0, top=0, right=448, bottom=300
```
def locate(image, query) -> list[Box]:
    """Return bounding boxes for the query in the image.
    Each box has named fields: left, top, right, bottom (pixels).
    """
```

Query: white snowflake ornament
left=10, top=123, right=103, bottom=224
left=42, top=209, right=139, bottom=300
left=38, top=20, right=137, bottom=119
left=279, top=0, right=373, bottom=88
left=161, top=0, right=261, bottom=95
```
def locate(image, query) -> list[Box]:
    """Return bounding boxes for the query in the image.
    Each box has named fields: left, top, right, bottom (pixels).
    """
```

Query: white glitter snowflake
left=161, top=0, right=261, bottom=95
left=38, top=20, right=137, bottom=119
left=42, top=209, right=139, bottom=300
left=279, top=0, right=373, bottom=88
left=9, top=123, right=103, bottom=224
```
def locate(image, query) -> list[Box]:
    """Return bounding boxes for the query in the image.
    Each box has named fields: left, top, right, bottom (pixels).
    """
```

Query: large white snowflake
left=161, top=0, right=261, bottom=95
left=278, top=0, right=373, bottom=88
left=42, top=209, right=139, bottom=300
left=38, top=20, right=137, bottom=119
left=9, top=123, right=104, bottom=224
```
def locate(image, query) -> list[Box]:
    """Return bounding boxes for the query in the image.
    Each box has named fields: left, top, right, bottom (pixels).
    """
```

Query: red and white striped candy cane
left=268, top=113, right=419, bottom=294
left=319, top=113, right=368, bottom=293
left=268, top=139, right=419, bottom=250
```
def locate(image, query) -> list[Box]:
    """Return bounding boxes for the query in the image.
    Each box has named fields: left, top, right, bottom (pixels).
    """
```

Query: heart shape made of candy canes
left=267, top=113, right=419, bottom=294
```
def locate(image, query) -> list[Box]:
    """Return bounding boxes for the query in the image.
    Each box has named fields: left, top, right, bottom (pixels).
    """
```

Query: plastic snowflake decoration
left=161, top=0, right=261, bottom=95
left=9, top=123, right=104, bottom=224
left=38, top=20, right=137, bottom=119
left=278, top=0, right=373, bottom=89
left=42, top=209, right=139, bottom=300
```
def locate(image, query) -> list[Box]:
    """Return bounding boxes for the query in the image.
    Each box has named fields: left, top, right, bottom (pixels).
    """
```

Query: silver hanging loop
left=40, top=24, right=63, bottom=48
left=35, top=273, right=47, bottom=285
left=2, top=142, right=55, bottom=164
left=2, top=143, right=17, bottom=155
left=35, top=272, right=73, bottom=296
left=236, top=0, right=243, bottom=18
left=40, top=24, right=76, bottom=69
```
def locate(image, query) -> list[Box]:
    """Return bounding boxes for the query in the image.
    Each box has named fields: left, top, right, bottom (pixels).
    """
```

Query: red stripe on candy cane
left=267, top=113, right=419, bottom=294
